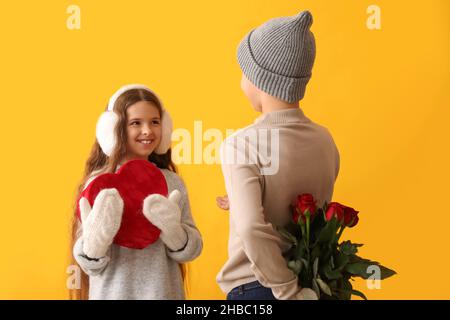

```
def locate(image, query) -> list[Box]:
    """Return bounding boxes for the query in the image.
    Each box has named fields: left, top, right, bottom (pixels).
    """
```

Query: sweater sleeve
left=73, top=237, right=110, bottom=277
left=165, top=174, right=203, bottom=263
left=220, top=137, right=301, bottom=300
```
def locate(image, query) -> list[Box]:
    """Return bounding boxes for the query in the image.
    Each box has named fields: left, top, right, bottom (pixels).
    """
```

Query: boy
left=217, top=11, right=340, bottom=300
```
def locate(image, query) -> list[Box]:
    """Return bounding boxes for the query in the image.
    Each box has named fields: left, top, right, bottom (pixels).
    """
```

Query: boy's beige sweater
left=217, top=108, right=340, bottom=299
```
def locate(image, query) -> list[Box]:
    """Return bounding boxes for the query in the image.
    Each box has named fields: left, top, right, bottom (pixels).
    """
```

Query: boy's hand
left=216, top=195, right=229, bottom=211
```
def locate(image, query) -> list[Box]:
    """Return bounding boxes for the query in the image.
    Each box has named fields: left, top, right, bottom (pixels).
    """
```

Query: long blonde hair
left=69, top=88, right=185, bottom=300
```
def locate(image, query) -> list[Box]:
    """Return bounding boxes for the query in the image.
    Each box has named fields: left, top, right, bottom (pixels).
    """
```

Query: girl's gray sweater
left=73, top=168, right=203, bottom=300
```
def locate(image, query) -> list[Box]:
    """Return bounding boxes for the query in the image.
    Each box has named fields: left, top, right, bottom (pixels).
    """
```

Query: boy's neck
left=260, top=93, right=299, bottom=114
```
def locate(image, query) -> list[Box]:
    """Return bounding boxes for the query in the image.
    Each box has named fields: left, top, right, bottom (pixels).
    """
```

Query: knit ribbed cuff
left=237, top=30, right=311, bottom=103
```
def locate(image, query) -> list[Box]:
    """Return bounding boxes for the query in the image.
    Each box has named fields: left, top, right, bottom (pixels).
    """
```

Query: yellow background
left=0, top=0, right=448, bottom=299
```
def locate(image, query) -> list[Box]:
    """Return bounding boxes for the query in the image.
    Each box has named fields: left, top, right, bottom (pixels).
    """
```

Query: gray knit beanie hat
left=237, top=11, right=316, bottom=103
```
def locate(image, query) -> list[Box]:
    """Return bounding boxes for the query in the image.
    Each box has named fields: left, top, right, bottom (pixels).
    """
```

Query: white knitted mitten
left=79, top=188, right=124, bottom=259
left=297, top=287, right=319, bottom=300
left=143, top=190, right=187, bottom=251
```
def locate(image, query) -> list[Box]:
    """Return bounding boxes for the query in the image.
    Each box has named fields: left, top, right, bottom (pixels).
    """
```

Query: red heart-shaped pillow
left=76, top=159, right=168, bottom=249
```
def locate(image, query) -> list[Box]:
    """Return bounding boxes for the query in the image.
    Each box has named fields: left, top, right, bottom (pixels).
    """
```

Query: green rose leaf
left=378, top=265, right=397, bottom=279
left=294, top=238, right=307, bottom=260
left=311, top=245, right=321, bottom=261
left=277, top=227, right=298, bottom=246
left=345, top=256, right=397, bottom=280
left=323, top=264, right=343, bottom=280
left=288, top=260, right=303, bottom=275
left=335, top=252, right=350, bottom=271
left=313, top=257, right=319, bottom=278
left=351, top=289, right=368, bottom=300
left=301, top=258, right=309, bottom=271
left=340, top=241, right=364, bottom=256
left=316, top=278, right=332, bottom=296
left=344, top=262, right=372, bottom=279
left=312, top=279, right=321, bottom=299
left=334, top=288, right=367, bottom=300
left=316, top=217, right=338, bottom=245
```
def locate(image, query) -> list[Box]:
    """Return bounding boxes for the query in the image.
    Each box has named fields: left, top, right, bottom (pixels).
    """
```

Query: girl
left=70, top=84, right=203, bottom=300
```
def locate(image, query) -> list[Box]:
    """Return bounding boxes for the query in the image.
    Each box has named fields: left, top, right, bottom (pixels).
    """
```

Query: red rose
left=343, top=206, right=359, bottom=228
left=293, top=194, right=317, bottom=224
left=325, top=202, right=345, bottom=223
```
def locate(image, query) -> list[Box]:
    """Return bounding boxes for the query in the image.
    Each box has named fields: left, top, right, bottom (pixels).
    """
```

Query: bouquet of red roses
left=278, top=194, right=396, bottom=300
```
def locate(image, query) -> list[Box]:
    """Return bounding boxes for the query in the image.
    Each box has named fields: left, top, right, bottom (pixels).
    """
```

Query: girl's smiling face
left=124, top=100, right=162, bottom=162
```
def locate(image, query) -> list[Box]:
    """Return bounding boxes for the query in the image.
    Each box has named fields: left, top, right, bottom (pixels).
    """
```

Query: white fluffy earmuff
left=95, top=84, right=173, bottom=157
